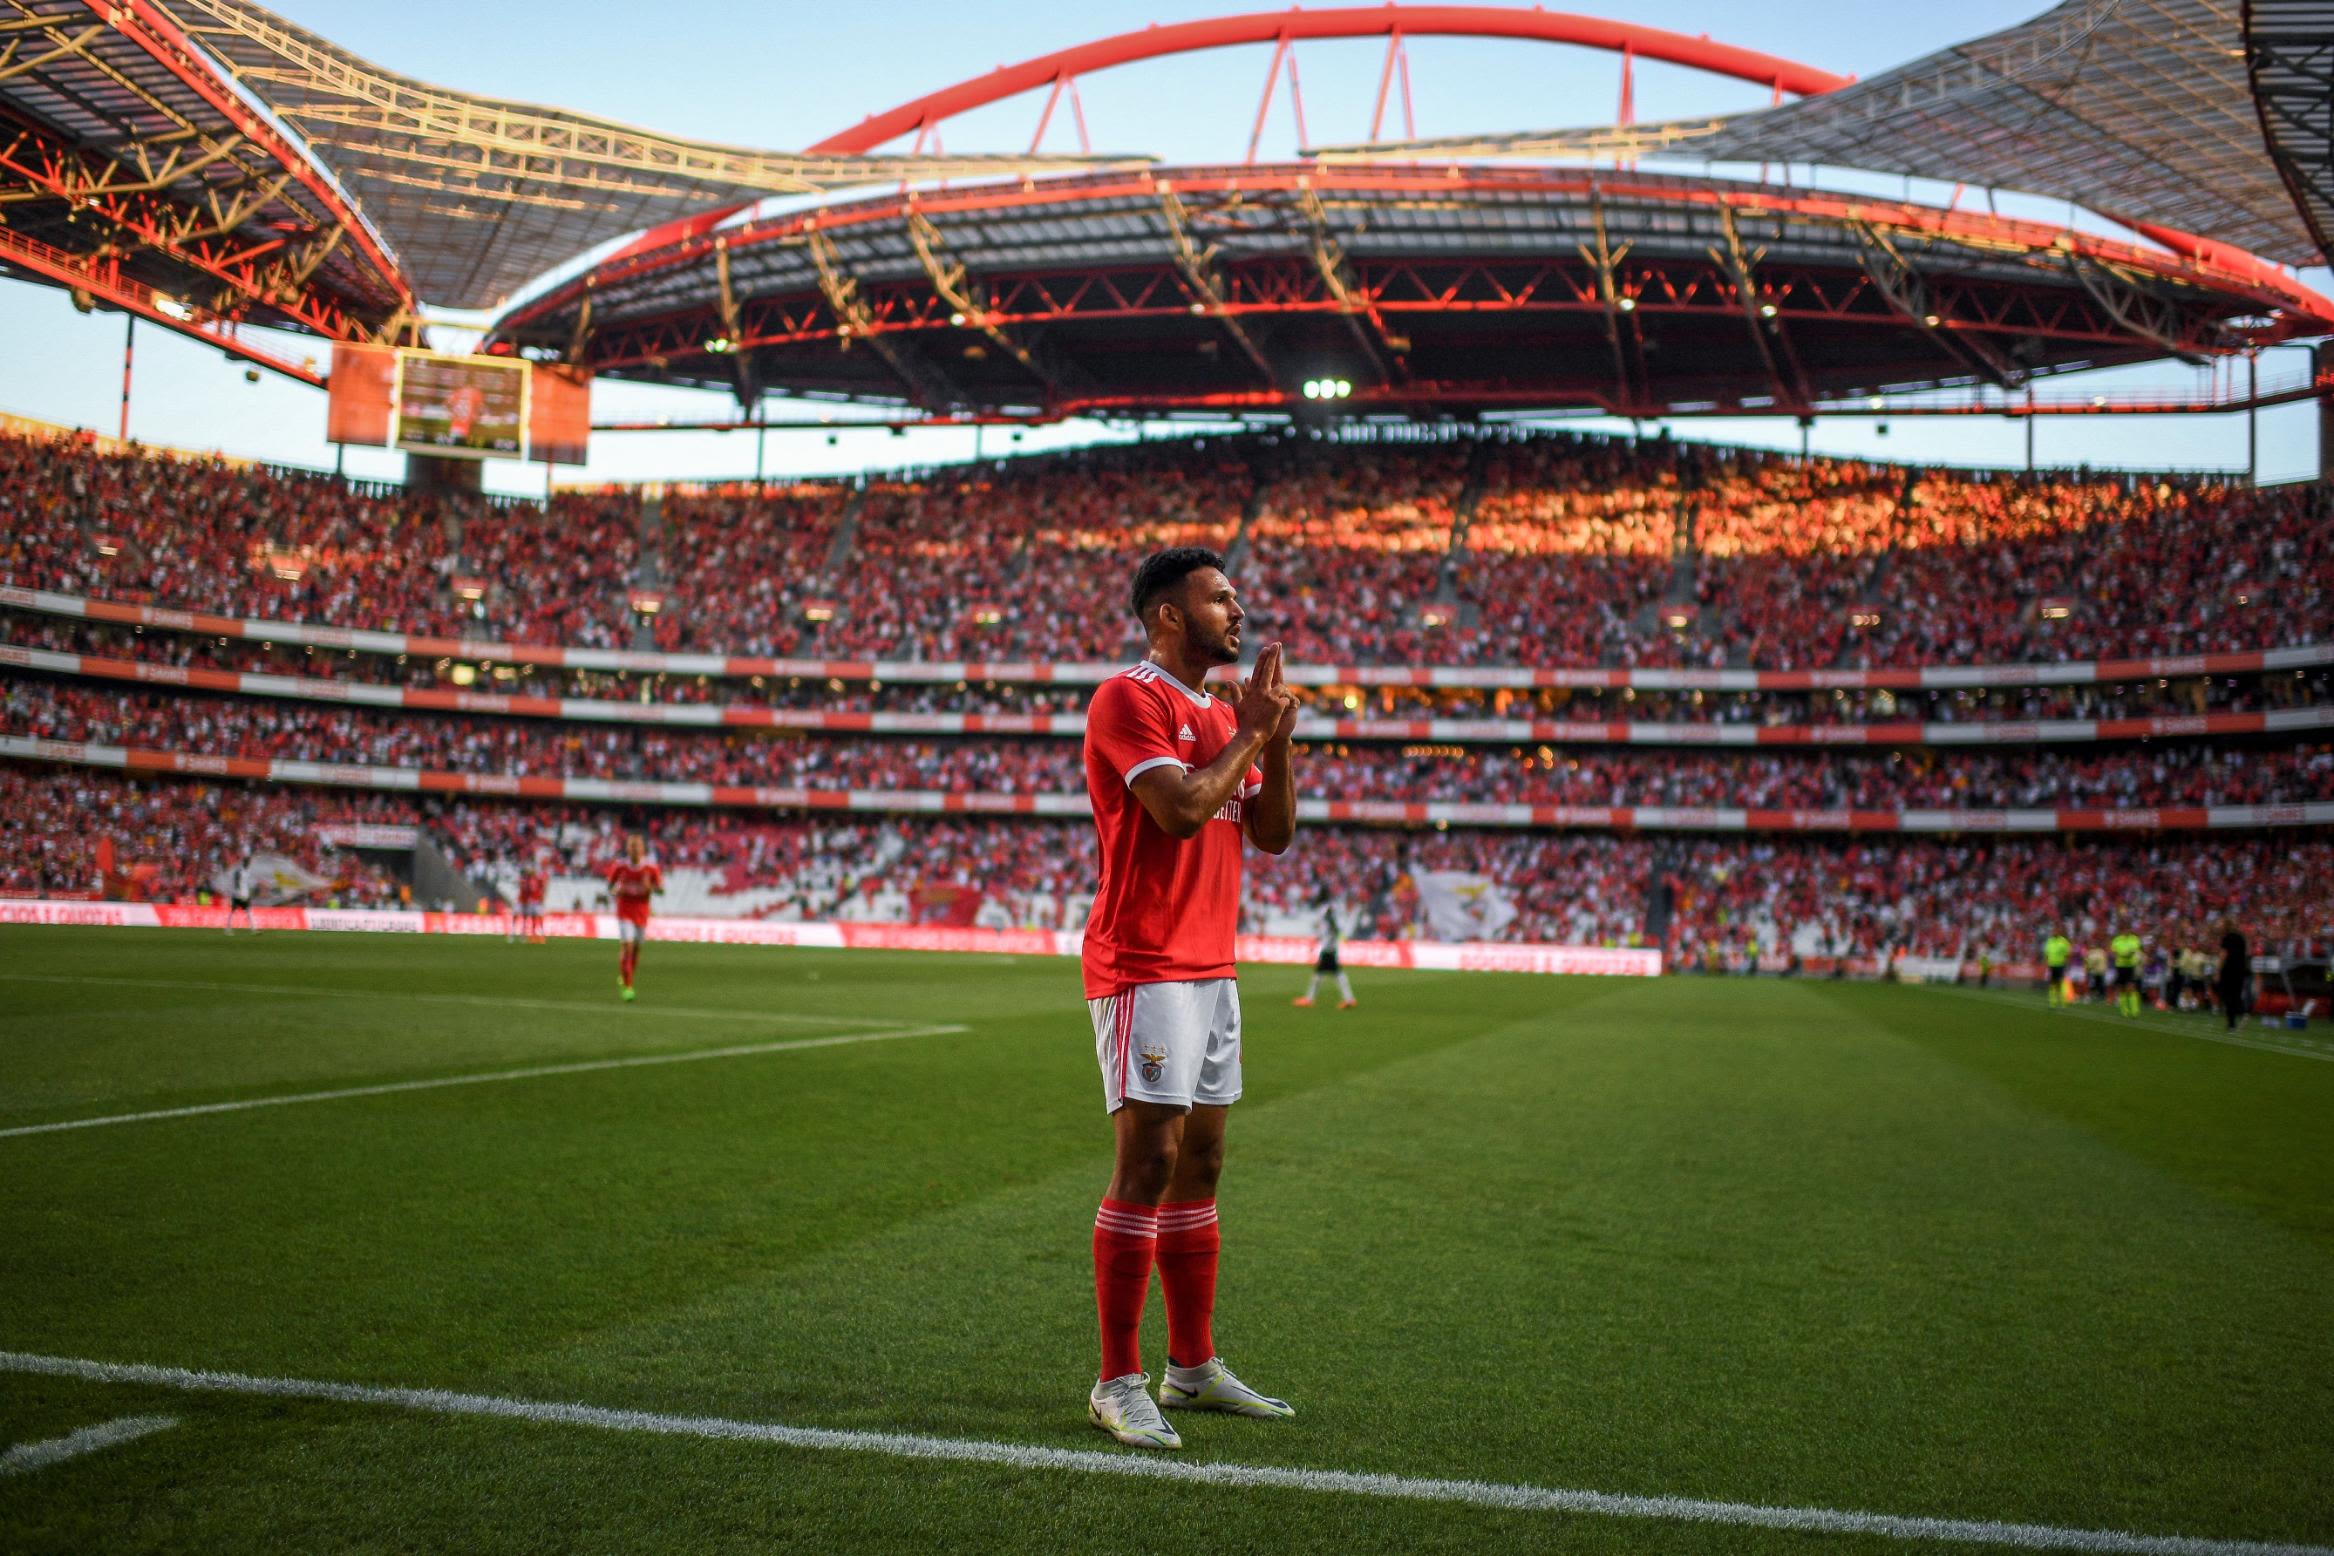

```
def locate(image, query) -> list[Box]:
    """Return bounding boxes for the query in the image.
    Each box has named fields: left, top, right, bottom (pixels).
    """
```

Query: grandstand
left=0, top=1, right=2329, bottom=971
left=7, top=6, right=2334, bottom=1554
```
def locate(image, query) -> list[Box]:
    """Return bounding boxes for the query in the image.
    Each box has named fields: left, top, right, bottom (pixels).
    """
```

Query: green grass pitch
left=2, top=925, right=2330, bottom=1555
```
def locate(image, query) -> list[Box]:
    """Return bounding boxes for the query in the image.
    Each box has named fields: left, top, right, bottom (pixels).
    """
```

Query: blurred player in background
left=2216, top=927, right=2252, bottom=1031
left=222, top=852, right=259, bottom=934
left=2083, top=942, right=2109, bottom=1003
left=509, top=863, right=547, bottom=945
left=600, top=835, right=663, bottom=1001
left=1080, top=546, right=1297, bottom=1451
left=2043, top=929, right=2071, bottom=1006
left=2110, top=928, right=2143, bottom=1016
left=1292, top=896, right=1356, bottom=1009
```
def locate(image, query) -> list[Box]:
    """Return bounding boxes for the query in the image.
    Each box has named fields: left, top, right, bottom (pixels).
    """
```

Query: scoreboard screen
left=393, top=351, right=529, bottom=461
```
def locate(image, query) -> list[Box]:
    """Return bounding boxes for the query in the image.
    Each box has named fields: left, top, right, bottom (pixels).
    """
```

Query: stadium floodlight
left=1616, top=296, right=1637, bottom=312
left=153, top=295, right=192, bottom=322
left=1922, top=314, right=1941, bottom=328
left=705, top=337, right=735, bottom=354
left=1758, top=302, right=1778, bottom=318
left=949, top=311, right=967, bottom=326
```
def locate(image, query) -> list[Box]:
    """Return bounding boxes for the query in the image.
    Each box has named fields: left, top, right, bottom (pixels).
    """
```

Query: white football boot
left=1158, top=1357, right=1295, bottom=1419
left=1088, top=1372, right=1182, bottom=1449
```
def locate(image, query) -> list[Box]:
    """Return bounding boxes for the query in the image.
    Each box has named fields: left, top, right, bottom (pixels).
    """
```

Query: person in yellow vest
left=2110, top=930, right=2143, bottom=1017
left=2082, top=943, right=2110, bottom=1003
left=2043, top=931, right=2072, bottom=1006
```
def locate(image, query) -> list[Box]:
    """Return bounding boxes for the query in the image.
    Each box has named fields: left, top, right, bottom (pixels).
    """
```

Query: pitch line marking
left=1, top=1413, right=178, bottom=1475
left=0, top=973, right=933, bottom=1030
left=0, top=1024, right=967, bottom=1140
left=1925, top=984, right=2334, bottom=1064
left=0, top=1354, right=2322, bottom=1556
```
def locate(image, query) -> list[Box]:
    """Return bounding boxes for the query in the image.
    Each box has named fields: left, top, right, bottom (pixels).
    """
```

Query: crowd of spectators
left=1663, top=835, right=2333, bottom=966
left=0, top=433, right=642, bottom=643
left=11, top=679, right=2331, bottom=810
left=17, top=616, right=2326, bottom=730
left=9, top=428, right=2331, bottom=672
left=15, top=769, right=2326, bottom=965
left=0, top=767, right=404, bottom=904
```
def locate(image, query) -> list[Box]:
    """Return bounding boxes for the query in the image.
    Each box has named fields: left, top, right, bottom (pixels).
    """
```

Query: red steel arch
left=808, top=6, right=1852, bottom=154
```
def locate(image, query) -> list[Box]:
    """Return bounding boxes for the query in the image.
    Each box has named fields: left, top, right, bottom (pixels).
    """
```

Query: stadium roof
left=0, top=0, right=1123, bottom=343
left=1320, top=0, right=2325, bottom=270
left=148, top=0, right=1123, bottom=311
left=2244, top=0, right=2334, bottom=269
left=484, top=162, right=2332, bottom=419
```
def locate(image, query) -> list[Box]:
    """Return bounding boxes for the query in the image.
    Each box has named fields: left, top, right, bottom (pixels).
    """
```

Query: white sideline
left=0, top=1413, right=178, bottom=1474
left=1926, top=984, right=2334, bottom=1064
left=0, top=1024, right=966, bottom=1139
left=0, top=1353, right=2323, bottom=1556
left=0, top=972, right=932, bottom=1029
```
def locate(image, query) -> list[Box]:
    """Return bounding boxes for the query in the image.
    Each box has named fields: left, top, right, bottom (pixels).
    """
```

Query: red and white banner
left=0, top=896, right=1664, bottom=976
left=6, top=734, right=2331, bottom=833
left=9, top=585, right=2330, bottom=693
left=9, top=642, right=2328, bottom=749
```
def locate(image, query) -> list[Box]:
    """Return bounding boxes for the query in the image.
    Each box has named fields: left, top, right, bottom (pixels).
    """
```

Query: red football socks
left=619, top=946, right=635, bottom=987
left=1156, top=1199, right=1220, bottom=1368
left=1092, top=1198, right=1159, bottom=1380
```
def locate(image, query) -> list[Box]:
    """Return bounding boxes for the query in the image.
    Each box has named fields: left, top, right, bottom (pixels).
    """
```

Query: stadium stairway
left=1218, top=468, right=1269, bottom=579
left=1426, top=435, right=1494, bottom=605
left=820, top=487, right=869, bottom=577
left=631, top=487, right=667, bottom=652
left=1642, top=842, right=1677, bottom=950
left=1632, top=490, right=1702, bottom=643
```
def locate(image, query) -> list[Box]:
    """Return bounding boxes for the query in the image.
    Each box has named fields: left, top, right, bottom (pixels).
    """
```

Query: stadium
left=1, top=1, right=2330, bottom=1552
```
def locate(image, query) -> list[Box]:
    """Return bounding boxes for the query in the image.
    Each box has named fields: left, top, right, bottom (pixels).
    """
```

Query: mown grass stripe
left=0, top=1024, right=967, bottom=1139
left=1925, top=984, right=2334, bottom=1063
left=0, top=973, right=926, bottom=1029
left=1, top=1351, right=2324, bottom=1556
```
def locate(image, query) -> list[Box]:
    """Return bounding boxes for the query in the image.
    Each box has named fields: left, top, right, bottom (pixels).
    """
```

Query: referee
left=1293, top=898, right=1356, bottom=1010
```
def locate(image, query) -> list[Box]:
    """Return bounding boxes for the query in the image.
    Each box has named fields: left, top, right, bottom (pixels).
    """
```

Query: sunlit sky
left=0, top=0, right=2322, bottom=490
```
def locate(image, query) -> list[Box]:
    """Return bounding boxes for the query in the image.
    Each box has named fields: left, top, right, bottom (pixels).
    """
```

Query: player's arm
left=1244, top=650, right=1298, bottom=855
left=1125, top=646, right=1295, bottom=840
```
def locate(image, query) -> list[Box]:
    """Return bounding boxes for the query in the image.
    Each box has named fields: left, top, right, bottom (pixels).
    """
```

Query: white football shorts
left=616, top=916, right=647, bottom=945
left=1088, top=978, right=1242, bottom=1114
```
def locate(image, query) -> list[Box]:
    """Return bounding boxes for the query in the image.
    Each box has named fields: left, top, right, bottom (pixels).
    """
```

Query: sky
left=0, top=0, right=2321, bottom=490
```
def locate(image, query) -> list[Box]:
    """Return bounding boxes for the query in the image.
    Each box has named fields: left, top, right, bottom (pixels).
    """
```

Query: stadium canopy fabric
left=133, top=0, right=1124, bottom=311
left=1322, top=0, right=2320, bottom=270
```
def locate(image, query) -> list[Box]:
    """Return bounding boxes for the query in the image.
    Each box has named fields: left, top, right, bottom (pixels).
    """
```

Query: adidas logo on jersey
left=1179, top=723, right=1196, bottom=742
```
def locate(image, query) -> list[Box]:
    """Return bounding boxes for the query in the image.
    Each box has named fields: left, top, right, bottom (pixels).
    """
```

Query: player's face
left=1173, top=567, right=1245, bottom=665
left=626, top=838, right=644, bottom=863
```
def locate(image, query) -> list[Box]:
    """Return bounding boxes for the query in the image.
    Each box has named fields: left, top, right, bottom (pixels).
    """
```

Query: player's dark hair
left=1129, top=546, right=1226, bottom=625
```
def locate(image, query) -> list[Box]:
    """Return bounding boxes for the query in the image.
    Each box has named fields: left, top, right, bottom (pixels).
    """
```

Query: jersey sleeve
left=1241, top=762, right=1264, bottom=798
left=1088, top=677, right=1184, bottom=788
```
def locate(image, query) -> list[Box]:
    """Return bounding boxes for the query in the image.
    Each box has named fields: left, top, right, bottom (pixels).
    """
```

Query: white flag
left=211, top=852, right=331, bottom=903
left=1414, top=870, right=1518, bottom=942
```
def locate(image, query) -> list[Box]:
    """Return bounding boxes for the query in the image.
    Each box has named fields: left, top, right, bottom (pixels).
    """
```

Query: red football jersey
left=1081, top=662, right=1262, bottom=998
left=518, top=871, right=545, bottom=906
left=603, top=859, right=663, bottom=921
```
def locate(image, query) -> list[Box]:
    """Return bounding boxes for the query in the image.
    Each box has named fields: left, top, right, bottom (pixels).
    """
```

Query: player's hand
left=1235, top=642, right=1297, bottom=741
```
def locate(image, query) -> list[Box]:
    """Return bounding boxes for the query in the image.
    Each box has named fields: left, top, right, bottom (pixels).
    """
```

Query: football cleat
left=1089, top=1373, right=1181, bottom=1449
left=1338, top=999, right=1358, bottom=1010
left=1159, top=1357, right=1295, bottom=1419
left=1291, top=995, right=1315, bottom=1007
left=621, top=985, right=637, bottom=1002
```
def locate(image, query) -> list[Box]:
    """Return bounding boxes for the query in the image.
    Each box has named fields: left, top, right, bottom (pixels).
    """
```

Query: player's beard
left=1190, top=619, right=1241, bottom=665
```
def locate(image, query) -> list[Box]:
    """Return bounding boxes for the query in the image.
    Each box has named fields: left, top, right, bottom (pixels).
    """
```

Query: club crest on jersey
left=1178, top=723, right=1196, bottom=742
left=1138, top=1048, right=1167, bottom=1084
